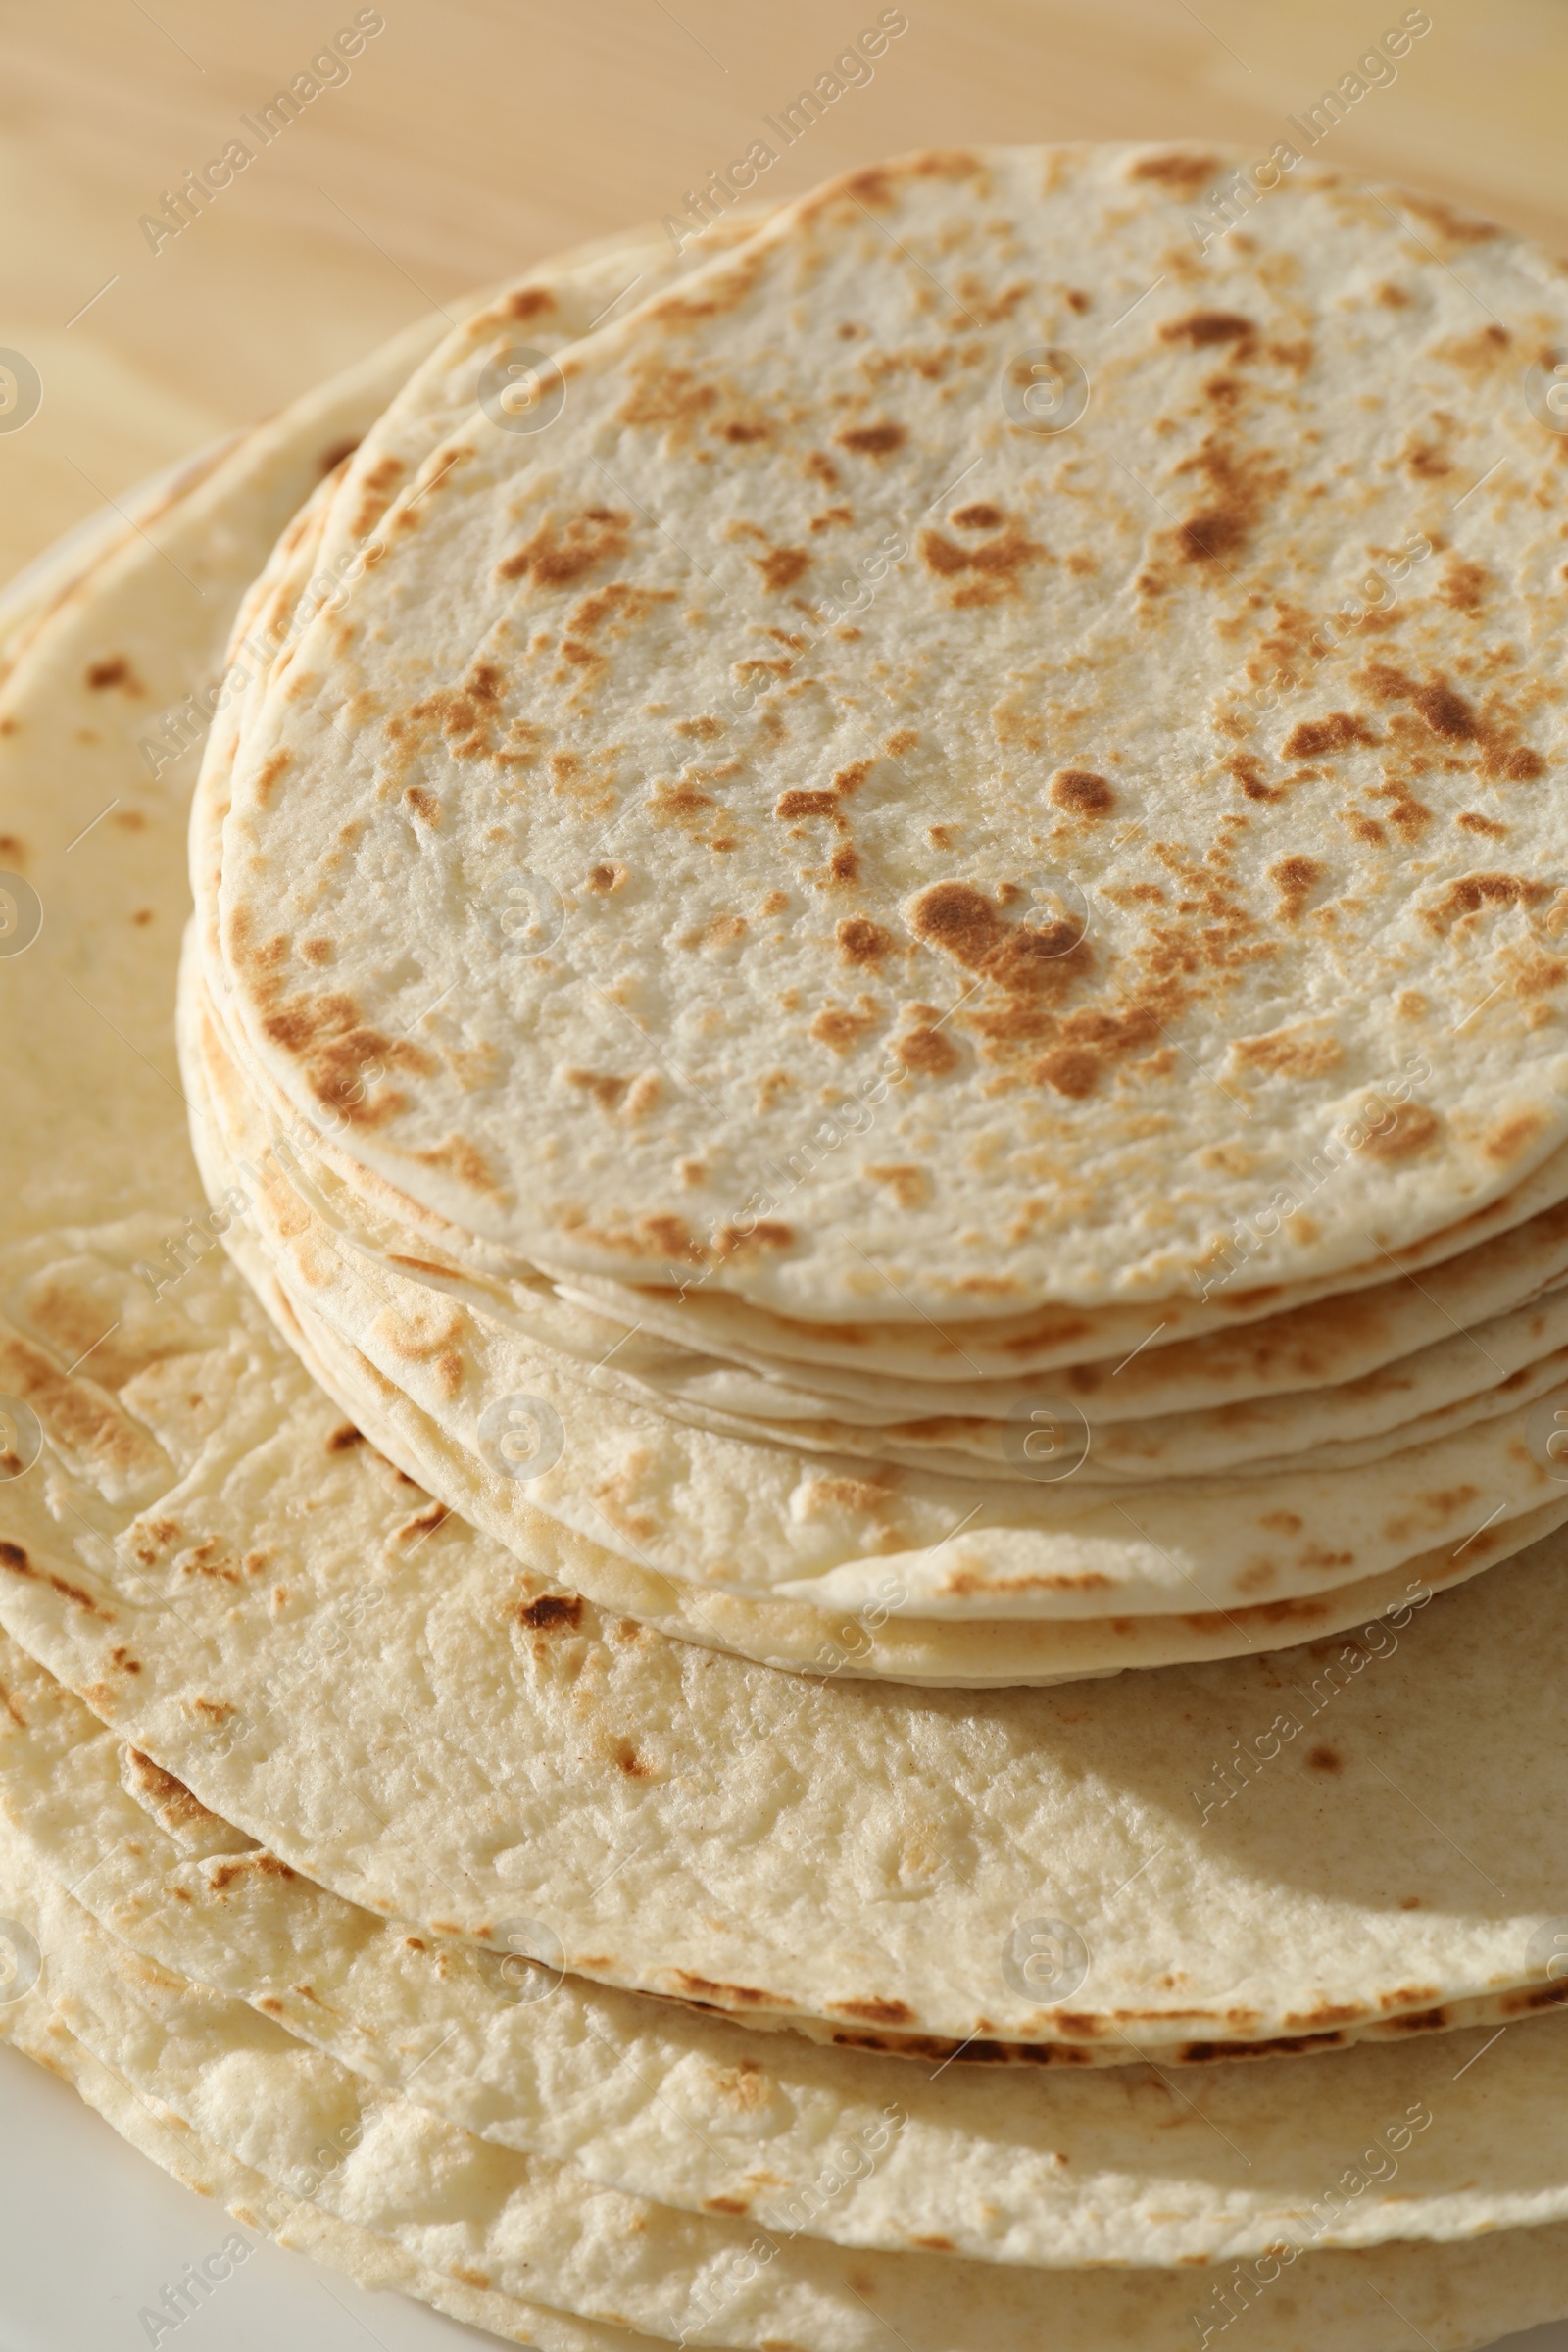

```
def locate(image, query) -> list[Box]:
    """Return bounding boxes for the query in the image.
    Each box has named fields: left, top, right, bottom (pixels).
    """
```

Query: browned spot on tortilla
left=1270, top=855, right=1325, bottom=920
left=507, top=285, right=557, bottom=320
left=867, top=1164, right=929, bottom=1208
left=830, top=1995, right=916, bottom=2025
left=753, top=546, right=810, bottom=591
left=565, top=1068, right=628, bottom=1109
left=395, top=1502, right=451, bottom=1544
left=1485, top=1110, right=1545, bottom=1165
left=413, top=1134, right=505, bottom=1195
left=1428, top=874, right=1558, bottom=933
left=651, top=782, right=714, bottom=821
left=405, top=786, right=439, bottom=823
left=617, top=366, right=717, bottom=430
left=1037, top=1046, right=1102, bottom=1097
left=1414, top=683, right=1481, bottom=742
left=497, top=508, right=629, bottom=587
left=208, top=1852, right=296, bottom=1890
left=85, top=657, right=141, bottom=693
left=673, top=1971, right=787, bottom=2008
left=1399, top=193, right=1501, bottom=244
left=251, top=750, right=292, bottom=806
left=1305, top=1744, right=1343, bottom=1773
left=952, top=501, right=1005, bottom=529
left=776, top=788, right=843, bottom=822
left=838, top=916, right=895, bottom=965
left=516, top=1592, right=584, bottom=1631
left=811, top=1000, right=881, bottom=1053
left=918, top=521, right=1043, bottom=604
left=714, top=1219, right=793, bottom=1256
left=1233, top=1027, right=1342, bottom=1078
left=895, top=1021, right=959, bottom=1077
left=837, top=422, right=906, bottom=456
left=1441, top=557, right=1489, bottom=612
left=1161, top=311, right=1257, bottom=350
left=1362, top=1103, right=1442, bottom=1161
left=1128, top=149, right=1220, bottom=196
left=258, top=990, right=424, bottom=1127
left=1050, top=769, right=1114, bottom=816
left=1282, top=712, right=1379, bottom=759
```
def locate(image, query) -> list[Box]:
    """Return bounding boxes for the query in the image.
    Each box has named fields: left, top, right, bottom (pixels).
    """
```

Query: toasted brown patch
left=1281, top=712, right=1378, bottom=759
left=837, top=421, right=906, bottom=457
left=1161, top=311, right=1257, bottom=351
left=497, top=508, right=629, bottom=588
left=516, top=1592, right=585, bottom=1631
left=753, top=546, right=810, bottom=591
left=1037, top=1047, right=1102, bottom=1098
left=1362, top=1104, right=1442, bottom=1161
left=1232, top=1027, right=1342, bottom=1079
left=837, top=916, right=895, bottom=965
left=1050, top=769, right=1114, bottom=817
left=1128, top=150, right=1220, bottom=197
left=896, top=1022, right=960, bottom=1077
left=1270, top=856, right=1325, bottom=920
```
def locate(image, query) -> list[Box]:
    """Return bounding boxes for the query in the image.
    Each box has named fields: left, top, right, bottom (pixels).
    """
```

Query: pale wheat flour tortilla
left=187, top=398, right=1568, bottom=1500
left=0, top=1901, right=654, bottom=2352
left=0, top=431, right=243, bottom=691
left=5, top=220, right=1568, bottom=2070
left=13, top=1622, right=1568, bottom=2271
left=0, top=287, right=1527, bottom=1761
left=246, top=1214, right=1562, bottom=1676
left=298, top=209, right=773, bottom=629
left=8, top=1828, right=1568, bottom=2352
left=2, top=1201, right=1566, bottom=2051
left=183, top=990, right=1568, bottom=1620
left=196, top=1115, right=1568, bottom=1481
left=545, top=1186, right=1568, bottom=1421
left=184, top=466, right=1568, bottom=1479
left=215, top=144, right=1568, bottom=1324
left=181, top=509, right=1557, bottom=1664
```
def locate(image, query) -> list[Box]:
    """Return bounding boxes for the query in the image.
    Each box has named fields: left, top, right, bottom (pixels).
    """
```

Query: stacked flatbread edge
left=1, top=142, right=1567, bottom=2350
left=186, top=144, right=1568, bottom=1672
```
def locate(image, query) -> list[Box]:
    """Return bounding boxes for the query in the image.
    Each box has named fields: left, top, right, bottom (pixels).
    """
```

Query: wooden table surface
left=3, top=0, right=1566, bottom=587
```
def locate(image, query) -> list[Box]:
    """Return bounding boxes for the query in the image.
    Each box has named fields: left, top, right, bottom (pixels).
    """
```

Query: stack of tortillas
left=4, top=145, right=1568, bottom=2351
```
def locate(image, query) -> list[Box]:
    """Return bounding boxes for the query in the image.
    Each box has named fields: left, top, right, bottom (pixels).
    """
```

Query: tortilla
left=182, top=999, right=1568, bottom=1621
left=213, top=146, right=1568, bottom=1330
left=12, top=1620, right=1568, bottom=2273
left=9, top=1819, right=1568, bottom=2349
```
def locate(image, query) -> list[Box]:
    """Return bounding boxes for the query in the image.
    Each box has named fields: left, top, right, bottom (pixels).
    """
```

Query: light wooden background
left=3, top=0, right=1566, bottom=587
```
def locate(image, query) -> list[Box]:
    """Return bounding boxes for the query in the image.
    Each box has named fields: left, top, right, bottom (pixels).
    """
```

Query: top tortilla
left=215, top=143, right=1568, bottom=1321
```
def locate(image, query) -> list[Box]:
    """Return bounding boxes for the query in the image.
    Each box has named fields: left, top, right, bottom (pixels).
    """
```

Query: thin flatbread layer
left=1, top=1208, right=1565, bottom=2048
left=8, top=1826, right=1568, bottom=2352
left=11, top=1623, right=1568, bottom=2269
left=6, top=247, right=1568, bottom=2057
left=182, top=990, right=1567, bottom=1621
left=0, top=1879, right=663, bottom=2352
left=184, top=391, right=1568, bottom=1501
left=216, top=144, right=1568, bottom=1320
